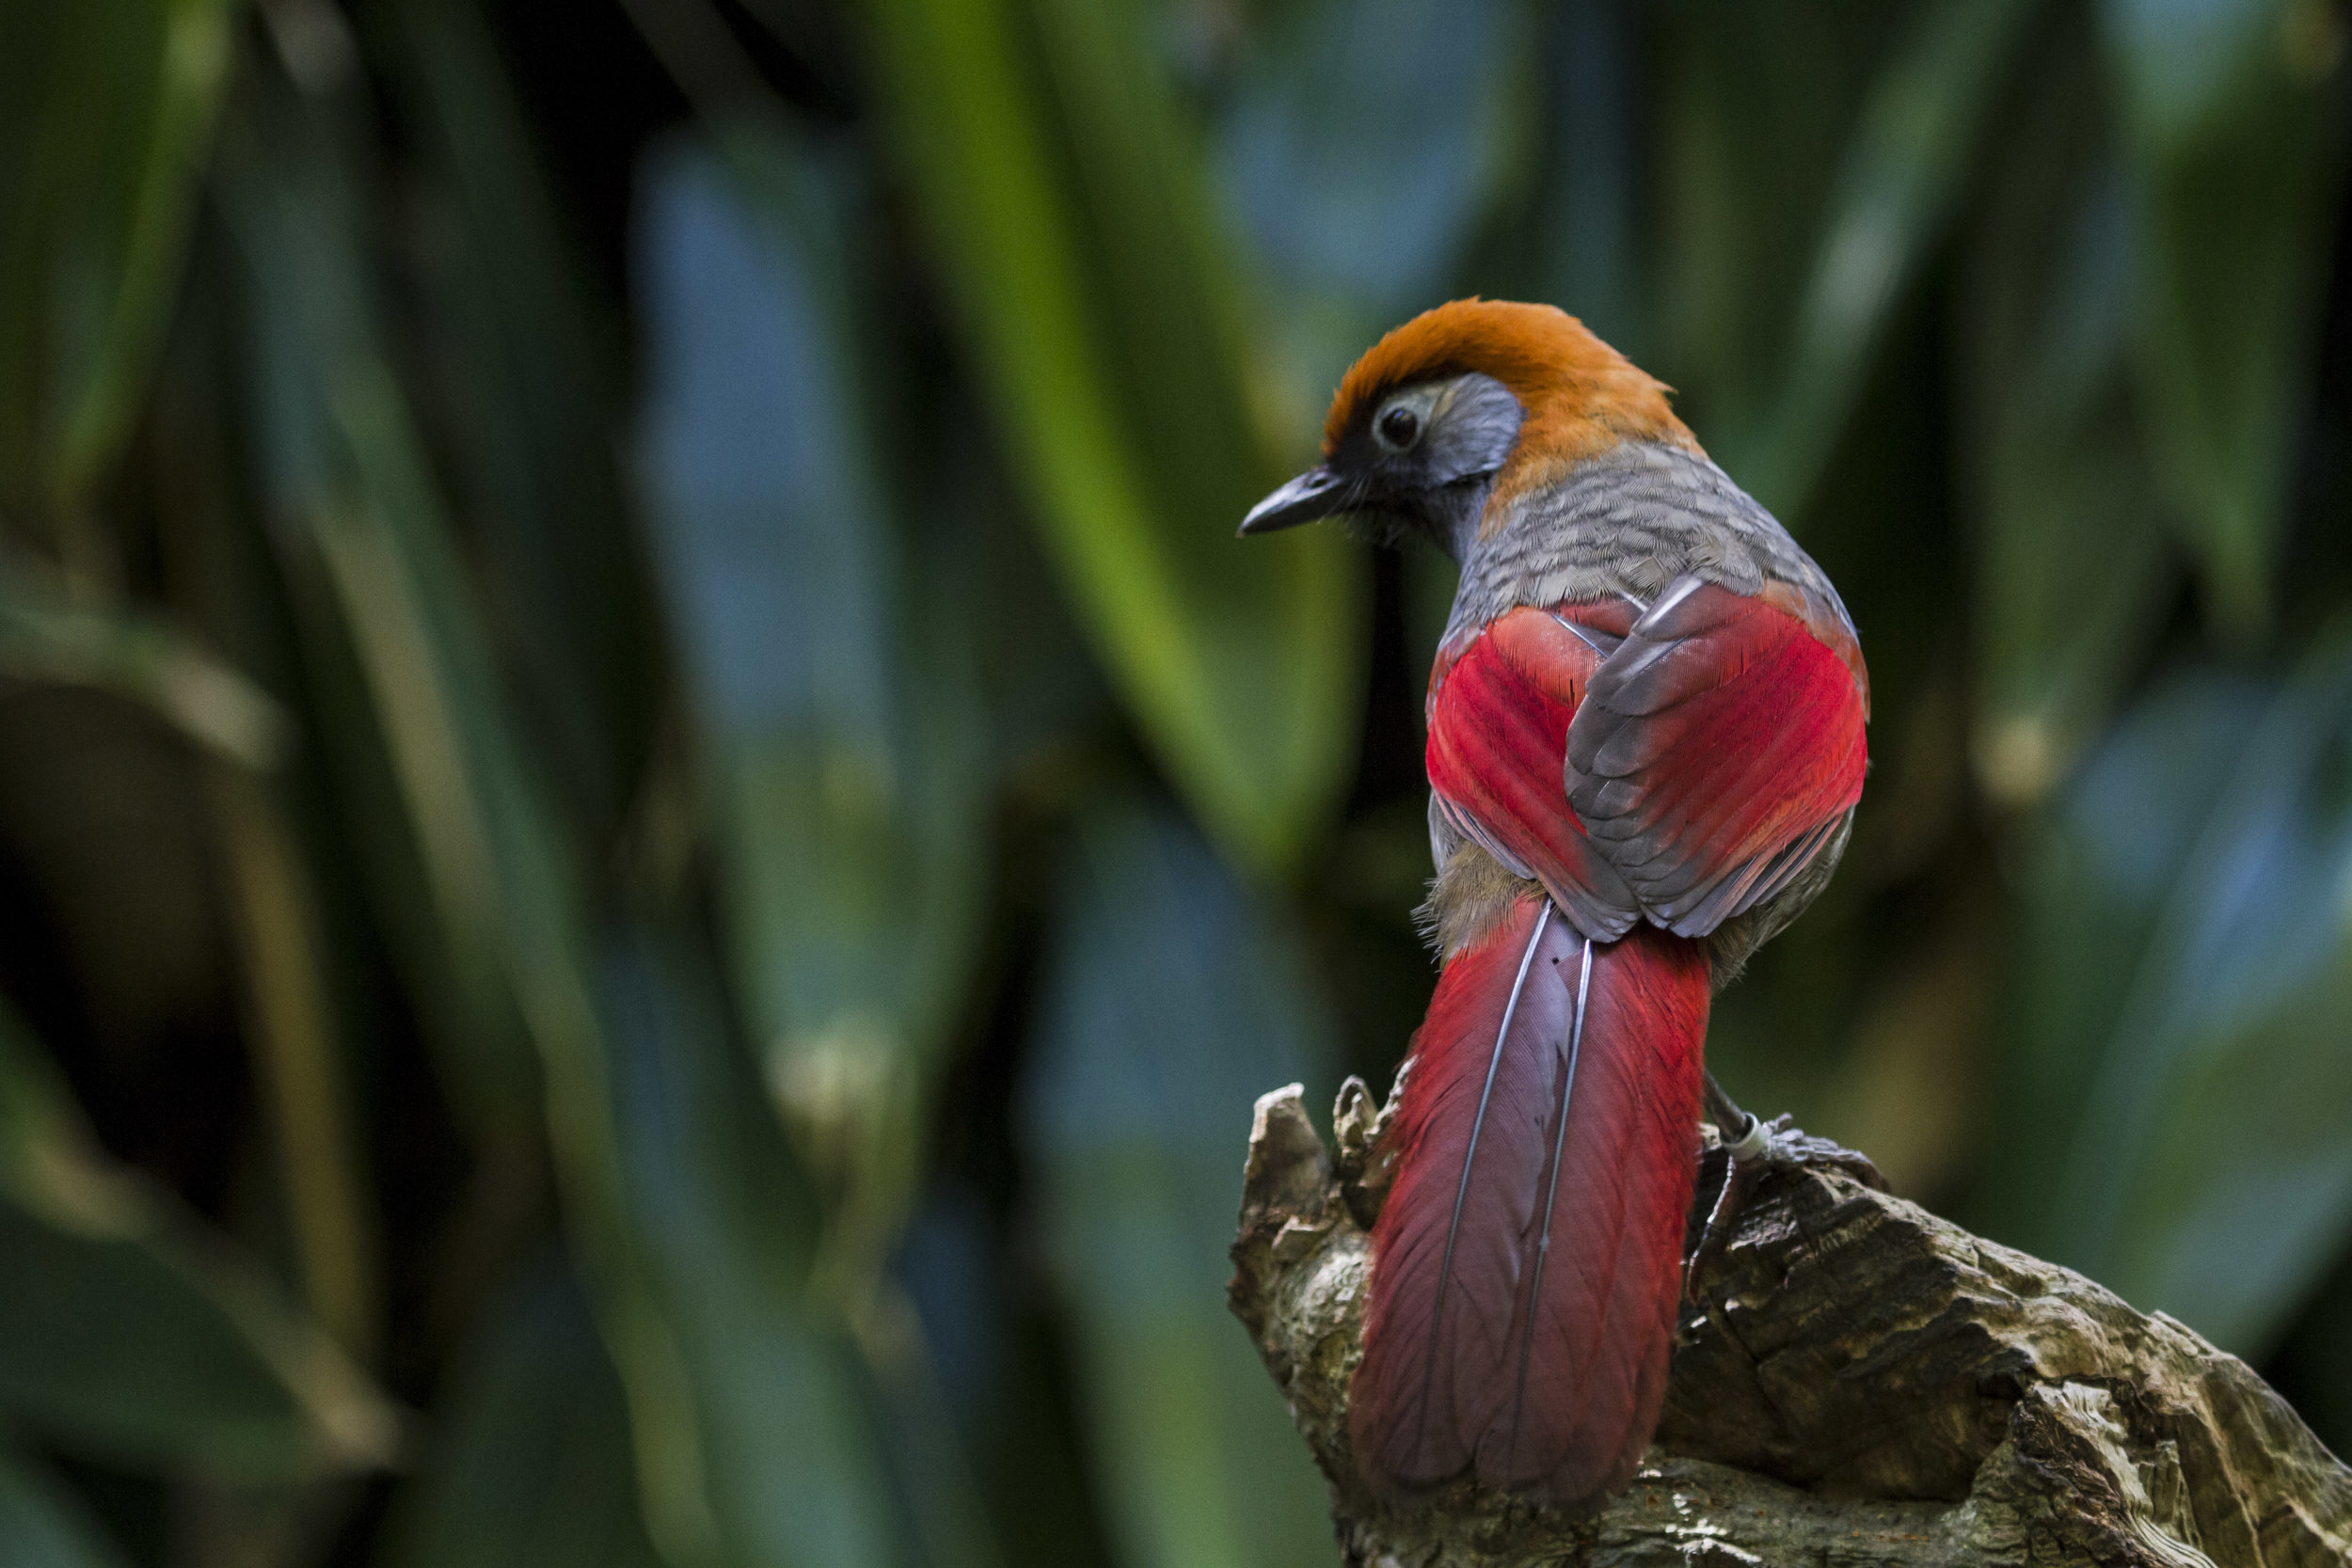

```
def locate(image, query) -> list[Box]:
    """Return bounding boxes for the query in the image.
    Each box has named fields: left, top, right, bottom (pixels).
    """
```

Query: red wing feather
left=1565, top=577, right=1867, bottom=937
left=1425, top=606, right=1642, bottom=940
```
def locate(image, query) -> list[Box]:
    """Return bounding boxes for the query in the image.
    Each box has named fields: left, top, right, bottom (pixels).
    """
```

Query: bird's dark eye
left=1376, top=404, right=1422, bottom=450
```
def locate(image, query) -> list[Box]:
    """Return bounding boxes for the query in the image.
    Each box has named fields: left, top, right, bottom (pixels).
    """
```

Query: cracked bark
left=1229, top=1080, right=2352, bottom=1567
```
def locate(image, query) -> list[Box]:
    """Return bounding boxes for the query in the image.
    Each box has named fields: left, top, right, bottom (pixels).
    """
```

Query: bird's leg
left=1682, top=1073, right=1885, bottom=1302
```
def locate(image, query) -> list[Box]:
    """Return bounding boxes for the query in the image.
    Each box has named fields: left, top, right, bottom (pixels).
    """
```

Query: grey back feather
left=1444, top=442, right=1856, bottom=644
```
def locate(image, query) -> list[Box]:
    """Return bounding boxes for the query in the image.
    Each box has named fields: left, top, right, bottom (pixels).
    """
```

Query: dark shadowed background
left=4, top=0, right=2351, bottom=1562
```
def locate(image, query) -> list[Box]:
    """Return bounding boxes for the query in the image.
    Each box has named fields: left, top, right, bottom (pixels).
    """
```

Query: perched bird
left=1239, top=301, right=1870, bottom=1506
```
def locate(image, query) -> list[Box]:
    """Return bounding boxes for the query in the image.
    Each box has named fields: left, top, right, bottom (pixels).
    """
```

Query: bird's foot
left=1682, top=1079, right=1884, bottom=1304
left=1715, top=1111, right=1887, bottom=1189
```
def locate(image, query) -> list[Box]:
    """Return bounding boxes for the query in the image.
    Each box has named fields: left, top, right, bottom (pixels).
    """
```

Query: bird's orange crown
left=1323, top=300, right=1699, bottom=506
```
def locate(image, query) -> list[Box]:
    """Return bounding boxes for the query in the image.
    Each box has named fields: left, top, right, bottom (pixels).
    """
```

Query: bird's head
left=1238, top=299, right=1697, bottom=559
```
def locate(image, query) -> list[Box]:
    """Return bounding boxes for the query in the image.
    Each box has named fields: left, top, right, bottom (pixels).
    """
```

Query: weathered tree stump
left=1229, top=1080, right=2352, bottom=1567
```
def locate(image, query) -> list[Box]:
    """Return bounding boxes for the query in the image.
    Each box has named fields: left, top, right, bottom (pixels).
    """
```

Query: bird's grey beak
left=1238, top=467, right=1346, bottom=536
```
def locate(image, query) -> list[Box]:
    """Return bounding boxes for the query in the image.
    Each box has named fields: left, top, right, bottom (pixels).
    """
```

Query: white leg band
left=1724, top=1115, right=1770, bottom=1162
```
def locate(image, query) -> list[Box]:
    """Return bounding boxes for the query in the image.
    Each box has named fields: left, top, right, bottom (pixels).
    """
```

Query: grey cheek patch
left=1423, top=372, right=1525, bottom=489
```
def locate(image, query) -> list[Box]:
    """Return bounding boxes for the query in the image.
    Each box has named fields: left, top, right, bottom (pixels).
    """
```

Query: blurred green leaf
left=215, top=62, right=543, bottom=1138
left=1974, top=672, right=2251, bottom=1246
left=596, top=930, right=901, bottom=1568
left=1216, top=0, right=1516, bottom=395
left=1534, top=0, right=1647, bottom=358
left=1656, top=0, right=1910, bottom=451
left=931, top=427, right=1112, bottom=783
left=205, top=762, right=382, bottom=1359
left=861, top=0, right=1364, bottom=875
left=1745, top=0, right=2037, bottom=517
left=0, top=556, right=289, bottom=768
left=1019, top=799, right=1335, bottom=1568
left=382, top=1256, right=664, bottom=1568
left=1962, top=17, right=2174, bottom=806
left=0, top=1450, right=133, bottom=1568
left=2100, top=0, right=2348, bottom=636
left=0, top=996, right=395, bottom=1481
left=2015, top=626, right=2352, bottom=1354
left=636, top=123, right=989, bottom=1283
left=218, top=63, right=903, bottom=1567
left=0, top=0, right=236, bottom=536
left=0, top=1201, right=391, bottom=1482
left=627, top=122, right=1018, bottom=1560
left=389, top=0, right=665, bottom=839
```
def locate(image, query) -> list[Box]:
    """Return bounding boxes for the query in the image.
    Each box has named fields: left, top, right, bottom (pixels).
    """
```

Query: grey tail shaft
left=1504, top=936, right=1593, bottom=1470
left=1413, top=900, right=1553, bottom=1453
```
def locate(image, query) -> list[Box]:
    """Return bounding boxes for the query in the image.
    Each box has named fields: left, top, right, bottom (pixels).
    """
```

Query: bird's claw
left=1723, top=1112, right=1886, bottom=1191
left=1682, top=1113, right=1884, bottom=1307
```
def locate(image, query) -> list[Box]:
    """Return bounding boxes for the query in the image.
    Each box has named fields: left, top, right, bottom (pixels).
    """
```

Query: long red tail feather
left=1351, top=895, right=1708, bottom=1503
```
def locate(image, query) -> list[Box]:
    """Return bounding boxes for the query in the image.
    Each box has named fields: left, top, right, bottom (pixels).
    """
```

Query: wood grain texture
left=1232, top=1083, right=2352, bottom=1568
